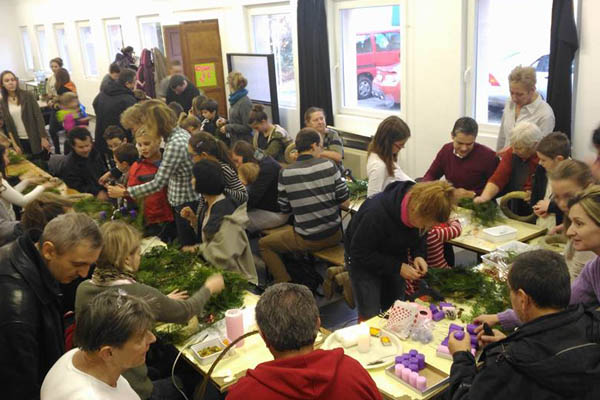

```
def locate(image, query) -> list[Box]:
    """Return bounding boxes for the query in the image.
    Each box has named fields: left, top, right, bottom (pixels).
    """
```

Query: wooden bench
left=312, top=244, right=345, bottom=266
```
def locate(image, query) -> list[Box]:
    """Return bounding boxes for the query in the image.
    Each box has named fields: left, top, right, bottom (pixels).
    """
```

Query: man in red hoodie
left=226, top=283, right=382, bottom=400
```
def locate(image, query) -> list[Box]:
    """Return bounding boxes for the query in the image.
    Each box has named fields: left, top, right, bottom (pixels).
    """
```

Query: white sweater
left=0, top=179, right=45, bottom=220
left=366, top=153, right=412, bottom=198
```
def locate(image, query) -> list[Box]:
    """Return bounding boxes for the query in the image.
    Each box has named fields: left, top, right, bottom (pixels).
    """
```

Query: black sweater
left=345, top=180, right=427, bottom=276
left=248, top=155, right=281, bottom=212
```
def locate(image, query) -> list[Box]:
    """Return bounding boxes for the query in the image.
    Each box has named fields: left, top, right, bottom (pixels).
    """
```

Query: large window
left=20, top=26, right=35, bottom=70
left=35, top=25, right=50, bottom=71
left=139, top=17, right=164, bottom=54
left=54, top=24, right=71, bottom=71
left=474, top=0, right=552, bottom=124
left=77, top=21, right=98, bottom=76
left=336, top=3, right=402, bottom=112
left=251, top=12, right=296, bottom=108
left=105, top=20, right=124, bottom=63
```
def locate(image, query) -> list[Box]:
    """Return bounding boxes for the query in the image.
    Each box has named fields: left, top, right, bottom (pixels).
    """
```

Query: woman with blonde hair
left=345, top=179, right=456, bottom=319
left=75, top=221, right=225, bottom=399
left=107, top=100, right=197, bottom=246
left=496, top=65, right=555, bottom=151
left=217, top=71, right=253, bottom=144
left=366, top=115, right=412, bottom=197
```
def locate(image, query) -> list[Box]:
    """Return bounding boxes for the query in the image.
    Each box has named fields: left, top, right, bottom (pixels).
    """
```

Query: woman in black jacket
left=231, top=141, right=290, bottom=232
left=345, top=180, right=455, bottom=320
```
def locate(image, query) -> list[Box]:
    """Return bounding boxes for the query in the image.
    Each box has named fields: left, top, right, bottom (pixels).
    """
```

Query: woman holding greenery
left=75, top=221, right=224, bottom=400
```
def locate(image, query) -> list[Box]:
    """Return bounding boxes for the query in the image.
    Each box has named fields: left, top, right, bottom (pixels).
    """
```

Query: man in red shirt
left=226, top=283, right=382, bottom=400
left=423, top=117, right=498, bottom=196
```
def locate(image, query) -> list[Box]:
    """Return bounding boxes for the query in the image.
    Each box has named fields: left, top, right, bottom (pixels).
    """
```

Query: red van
left=356, top=30, right=401, bottom=99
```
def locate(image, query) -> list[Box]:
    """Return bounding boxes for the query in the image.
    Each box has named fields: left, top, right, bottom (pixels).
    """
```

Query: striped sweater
left=278, top=154, right=349, bottom=240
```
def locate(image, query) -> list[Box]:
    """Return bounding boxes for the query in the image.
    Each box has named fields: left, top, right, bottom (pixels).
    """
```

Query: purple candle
left=467, top=324, right=478, bottom=334
left=409, top=362, right=419, bottom=372
left=432, top=310, right=445, bottom=321
left=409, top=349, right=417, bottom=356
left=395, top=356, right=403, bottom=365
left=454, top=331, right=465, bottom=340
left=402, top=360, right=410, bottom=368
left=417, top=354, right=425, bottom=370
left=429, top=303, right=438, bottom=312
left=449, top=323, right=463, bottom=332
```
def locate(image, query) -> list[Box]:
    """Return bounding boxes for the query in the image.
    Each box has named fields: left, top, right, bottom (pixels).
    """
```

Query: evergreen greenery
left=137, top=245, right=247, bottom=343
left=458, top=198, right=504, bottom=227
left=347, top=179, right=368, bottom=200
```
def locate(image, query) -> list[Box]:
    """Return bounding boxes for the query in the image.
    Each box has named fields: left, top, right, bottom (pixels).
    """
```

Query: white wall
left=0, top=0, right=26, bottom=78
left=6, top=0, right=598, bottom=178
left=572, top=0, right=600, bottom=163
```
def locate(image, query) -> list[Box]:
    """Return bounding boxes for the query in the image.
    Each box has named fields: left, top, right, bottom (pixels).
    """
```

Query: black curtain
left=547, top=0, right=579, bottom=139
left=297, top=0, right=334, bottom=126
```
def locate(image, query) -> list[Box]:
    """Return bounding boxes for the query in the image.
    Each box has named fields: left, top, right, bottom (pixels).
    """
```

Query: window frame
left=53, top=23, right=71, bottom=71
left=137, top=15, right=165, bottom=54
left=35, top=25, right=50, bottom=72
left=20, top=26, right=35, bottom=71
left=104, top=18, right=124, bottom=63
left=246, top=4, right=298, bottom=110
left=331, top=0, right=408, bottom=121
left=76, top=20, right=98, bottom=77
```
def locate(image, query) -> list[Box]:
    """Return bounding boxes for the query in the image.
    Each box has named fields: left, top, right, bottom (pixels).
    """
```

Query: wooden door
left=163, top=25, right=183, bottom=66
left=179, top=20, right=227, bottom=118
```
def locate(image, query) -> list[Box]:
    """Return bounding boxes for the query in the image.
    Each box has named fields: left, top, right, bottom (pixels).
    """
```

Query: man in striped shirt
left=259, top=128, right=349, bottom=283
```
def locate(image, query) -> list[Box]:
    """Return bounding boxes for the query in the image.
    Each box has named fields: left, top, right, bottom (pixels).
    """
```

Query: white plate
left=321, top=328, right=401, bottom=370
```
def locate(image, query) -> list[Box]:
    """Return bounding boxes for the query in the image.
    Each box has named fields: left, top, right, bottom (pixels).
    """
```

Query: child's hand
left=533, top=199, right=550, bottom=216
left=180, top=206, right=197, bottom=223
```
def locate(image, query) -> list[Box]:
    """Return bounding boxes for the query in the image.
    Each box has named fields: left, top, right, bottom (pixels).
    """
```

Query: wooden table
left=6, top=159, right=80, bottom=196
left=448, top=207, right=547, bottom=254
left=174, top=292, right=470, bottom=399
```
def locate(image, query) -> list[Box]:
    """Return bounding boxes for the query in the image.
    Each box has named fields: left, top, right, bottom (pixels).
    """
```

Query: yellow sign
left=195, top=63, right=217, bottom=87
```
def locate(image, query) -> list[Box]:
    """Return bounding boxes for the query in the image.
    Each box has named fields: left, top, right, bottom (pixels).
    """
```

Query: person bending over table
left=496, top=65, right=555, bottom=151
left=42, top=290, right=155, bottom=400
left=446, top=250, right=600, bottom=400
left=249, top=104, right=292, bottom=164
left=366, top=115, right=412, bottom=198
left=474, top=121, right=543, bottom=205
left=75, top=221, right=225, bottom=400
left=227, top=283, right=382, bottom=400
left=475, top=184, right=600, bottom=334
left=423, top=117, right=498, bottom=196
left=0, top=213, right=102, bottom=399
left=345, top=180, right=455, bottom=320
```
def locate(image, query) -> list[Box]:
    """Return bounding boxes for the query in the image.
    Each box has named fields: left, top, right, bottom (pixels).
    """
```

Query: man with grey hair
left=475, top=121, right=543, bottom=204
left=41, top=290, right=155, bottom=399
left=0, top=213, right=103, bottom=400
left=227, top=283, right=381, bottom=400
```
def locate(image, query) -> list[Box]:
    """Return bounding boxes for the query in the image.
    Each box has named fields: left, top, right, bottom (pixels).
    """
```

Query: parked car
left=356, top=30, right=400, bottom=99
left=372, top=63, right=401, bottom=108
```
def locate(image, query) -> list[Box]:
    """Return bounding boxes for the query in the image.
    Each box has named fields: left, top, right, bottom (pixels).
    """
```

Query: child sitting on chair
left=55, top=92, right=89, bottom=132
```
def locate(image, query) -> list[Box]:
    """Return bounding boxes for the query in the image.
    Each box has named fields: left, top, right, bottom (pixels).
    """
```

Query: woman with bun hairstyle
left=249, top=104, right=291, bottom=163
left=217, top=71, right=253, bottom=144
left=345, top=180, right=456, bottom=320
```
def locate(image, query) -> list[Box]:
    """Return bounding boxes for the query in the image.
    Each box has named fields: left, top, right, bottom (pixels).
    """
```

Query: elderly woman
left=218, top=71, right=253, bottom=144
left=475, top=121, right=543, bottom=204
left=496, top=65, right=555, bottom=151
left=304, top=106, right=344, bottom=169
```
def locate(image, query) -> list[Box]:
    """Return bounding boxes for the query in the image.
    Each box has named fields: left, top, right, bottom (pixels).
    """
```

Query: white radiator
left=344, top=147, right=368, bottom=180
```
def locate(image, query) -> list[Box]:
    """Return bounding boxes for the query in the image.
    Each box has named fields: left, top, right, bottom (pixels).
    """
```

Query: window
left=139, top=17, right=164, bottom=54
left=77, top=22, right=98, bottom=76
left=20, top=27, right=35, bottom=70
left=473, top=0, right=552, bottom=124
left=336, top=3, right=402, bottom=112
left=35, top=25, right=50, bottom=71
left=251, top=12, right=296, bottom=108
left=105, top=20, right=124, bottom=63
left=54, top=24, right=71, bottom=71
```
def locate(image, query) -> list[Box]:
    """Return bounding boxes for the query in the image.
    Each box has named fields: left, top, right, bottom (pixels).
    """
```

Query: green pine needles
left=347, top=179, right=368, bottom=200
left=425, top=266, right=511, bottom=323
left=458, top=198, right=504, bottom=227
left=137, top=245, right=247, bottom=343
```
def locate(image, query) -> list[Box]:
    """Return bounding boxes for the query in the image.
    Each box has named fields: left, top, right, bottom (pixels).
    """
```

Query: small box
left=385, top=362, right=449, bottom=396
left=497, top=240, right=531, bottom=253
left=191, top=338, right=229, bottom=365
left=480, top=225, right=517, bottom=243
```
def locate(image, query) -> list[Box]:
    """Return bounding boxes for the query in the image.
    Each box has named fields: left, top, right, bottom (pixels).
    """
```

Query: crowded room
left=1, top=0, right=600, bottom=399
